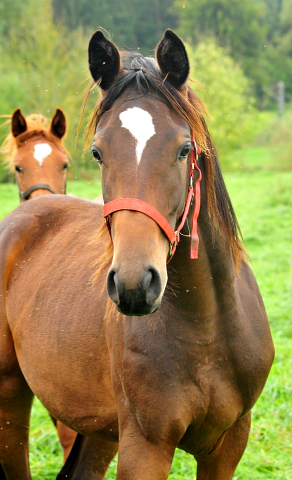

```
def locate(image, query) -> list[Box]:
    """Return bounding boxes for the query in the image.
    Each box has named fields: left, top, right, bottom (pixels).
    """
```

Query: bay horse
left=0, top=30, right=274, bottom=479
left=0, top=109, right=77, bottom=461
left=0, top=109, right=68, bottom=201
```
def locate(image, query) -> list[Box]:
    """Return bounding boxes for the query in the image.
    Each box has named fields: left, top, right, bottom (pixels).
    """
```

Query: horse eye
left=62, top=163, right=68, bottom=171
left=91, top=147, right=102, bottom=164
left=15, top=166, right=22, bottom=173
left=178, top=143, right=192, bottom=160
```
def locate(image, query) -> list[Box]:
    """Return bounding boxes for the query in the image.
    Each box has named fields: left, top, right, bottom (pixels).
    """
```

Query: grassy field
left=0, top=159, right=291, bottom=479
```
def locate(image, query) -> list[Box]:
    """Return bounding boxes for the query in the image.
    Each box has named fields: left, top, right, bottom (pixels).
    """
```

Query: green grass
left=0, top=160, right=291, bottom=479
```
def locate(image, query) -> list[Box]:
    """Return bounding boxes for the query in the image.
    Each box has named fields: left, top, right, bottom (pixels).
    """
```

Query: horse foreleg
left=196, top=413, right=251, bottom=480
left=116, top=430, right=175, bottom=480
left=56, top=434, right=118, bottom=480
left=0, top=369, right=34, bottom=480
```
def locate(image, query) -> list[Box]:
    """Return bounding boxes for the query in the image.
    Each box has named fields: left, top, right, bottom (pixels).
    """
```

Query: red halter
left=103, top=135, right=202, bottom=260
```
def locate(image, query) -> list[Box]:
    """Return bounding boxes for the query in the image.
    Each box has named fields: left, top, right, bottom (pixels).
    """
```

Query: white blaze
left=33, top=143, right=52, bottom=166
left=119, top=107, right=155, bottom=165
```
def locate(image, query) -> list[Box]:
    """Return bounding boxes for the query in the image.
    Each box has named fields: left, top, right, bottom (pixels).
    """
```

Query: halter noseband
left=17, top=178, right=67, bottom=202
left=18, top=183, right=57, bottom=202
left=103, top=135, right=202, bottom=260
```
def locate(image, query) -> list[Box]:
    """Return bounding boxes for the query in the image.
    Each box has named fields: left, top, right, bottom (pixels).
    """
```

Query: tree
left=186, top=40, right=257, bottom=158
left=174, top=0, right=267, bottom=62
left=0, top=0, right=94, bottom=175
left=0, top=0, right=27, bottom=36
left=173, top=0, right=270, bottom=99
left=52, top=0, right=177, bottom=53
left=260, top=0, right=292, bottom=102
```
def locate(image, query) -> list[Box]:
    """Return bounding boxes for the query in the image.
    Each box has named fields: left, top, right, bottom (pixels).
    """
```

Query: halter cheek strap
left=103, top=135, right=202, bottom=260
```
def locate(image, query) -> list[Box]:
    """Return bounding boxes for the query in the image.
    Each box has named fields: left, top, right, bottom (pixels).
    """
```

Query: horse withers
left=0, top=30, right=274, bottom=480
left=1, top=109, right=68, bottom=201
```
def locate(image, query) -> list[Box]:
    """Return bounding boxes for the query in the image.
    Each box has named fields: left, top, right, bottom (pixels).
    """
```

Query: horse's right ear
left=88, top=30, right=121, bottom=91
left=11, top=109, right=27, bottom=137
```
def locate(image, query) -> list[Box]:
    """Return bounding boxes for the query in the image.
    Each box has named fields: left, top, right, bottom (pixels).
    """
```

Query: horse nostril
left=144, top=267, right=162, bottom=305
left=107, top=266, right=162, bottom=314
left=107, top=269, right=119, bottom=304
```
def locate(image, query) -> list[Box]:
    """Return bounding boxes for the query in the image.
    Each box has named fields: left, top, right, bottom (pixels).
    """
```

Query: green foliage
left=0, top=0, right=27, bottom=36
left=268, top=108, right=292, bottom=170
left=0, top=0, right=97, bottom=177
left=262, top=0, right=292, bottom=102
left=173, top=0, right=267, bottom=87
left=187, top=40, right=258, bottom=158
left=52, top=0, right=177, bottom=53
left=173, top=0, right=292, bottom=105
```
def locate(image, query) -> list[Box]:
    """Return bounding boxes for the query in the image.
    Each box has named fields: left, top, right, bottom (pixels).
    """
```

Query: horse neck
left=166, top=192, right=237, bottom=322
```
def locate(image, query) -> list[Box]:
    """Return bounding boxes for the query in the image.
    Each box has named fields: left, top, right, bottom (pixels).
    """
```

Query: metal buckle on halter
left=169, top=230, right=180, bottom=258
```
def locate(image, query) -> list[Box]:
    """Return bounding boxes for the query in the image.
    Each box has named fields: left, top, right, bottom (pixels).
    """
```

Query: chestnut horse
left=0, top=30, right=274, bottom=479
left=0, top=109, right=77, bottom=461
left=0, top=109, right=68, bottom=201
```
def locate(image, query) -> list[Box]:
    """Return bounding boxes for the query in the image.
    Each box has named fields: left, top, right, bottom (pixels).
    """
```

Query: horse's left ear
left=11, top=109, right=27, bottom=138
left=88, top=30, right=121, bottom=91
left=156, top=30, right=189, bottom=93
left=50, top=108, right=67, bottom=139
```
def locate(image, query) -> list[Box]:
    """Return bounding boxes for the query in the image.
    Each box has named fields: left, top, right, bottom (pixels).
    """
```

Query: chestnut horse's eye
left=62, top=163, right=68, bottom=171
left=15, top=165, right=22, bottom=173
left=91, top=147, right=102, bottom=164
left=178, top=143, right=192, bottom=161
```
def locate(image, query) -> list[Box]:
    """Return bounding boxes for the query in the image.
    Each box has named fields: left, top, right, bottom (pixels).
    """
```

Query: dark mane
left=85, top=55, right=246, bottom=269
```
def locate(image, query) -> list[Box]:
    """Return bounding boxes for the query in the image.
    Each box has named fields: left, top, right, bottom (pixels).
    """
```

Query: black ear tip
left=55, top=108, right=66, bottom=119
left=164, top=29, right=176, bottom=38
left=90, top=29, right=106, bottom=41
left=163, top=29, right=184, bottom=46
left=12, top=108, right=22, bottom=117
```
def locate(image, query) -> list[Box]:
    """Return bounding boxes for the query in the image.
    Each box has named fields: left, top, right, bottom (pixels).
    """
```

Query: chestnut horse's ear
left=11, top=109, right=27, bottom=137
left=50, top=108, right=67, bottom=139
left=88, top=30, right=121, bottom=90
left=156, top=29, right=190, bottom=92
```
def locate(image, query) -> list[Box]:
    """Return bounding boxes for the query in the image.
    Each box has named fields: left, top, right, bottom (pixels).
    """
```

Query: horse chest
left=109, top=318, right=248, bottom=448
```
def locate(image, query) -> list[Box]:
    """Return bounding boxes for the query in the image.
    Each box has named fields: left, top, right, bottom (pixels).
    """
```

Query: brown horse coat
left=0, top=30, right=274, bottom=480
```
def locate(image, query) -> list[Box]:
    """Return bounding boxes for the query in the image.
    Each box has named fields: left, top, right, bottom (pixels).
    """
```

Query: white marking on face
left=33, top=143, right=52, bottom=166
left=119, top=107, right=155, bottom=165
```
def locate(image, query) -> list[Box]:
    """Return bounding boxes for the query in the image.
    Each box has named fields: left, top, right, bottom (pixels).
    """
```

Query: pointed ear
left=156, top=30, right=189, bottom=92
left=50, top=108, right=66, bottom=139
left=88, top=30, right=121, bottom=91
left=11, top=108, right=27, bottom=137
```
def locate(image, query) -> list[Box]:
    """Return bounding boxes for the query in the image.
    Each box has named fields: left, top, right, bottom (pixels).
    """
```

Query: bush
left=268, top=108, right=292, bottom=170
left=186, top=40, right=261, bottom=161
left=0, top=0, right=99, bottom=178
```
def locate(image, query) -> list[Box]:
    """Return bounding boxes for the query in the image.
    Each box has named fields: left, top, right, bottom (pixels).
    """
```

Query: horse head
left=89, top=30, right=205, bottom=316
left=9, top=108, right=68, bottom=201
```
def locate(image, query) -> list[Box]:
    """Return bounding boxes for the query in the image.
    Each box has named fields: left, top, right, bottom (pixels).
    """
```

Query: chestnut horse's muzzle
left=107, top=265, right=162, bottom=316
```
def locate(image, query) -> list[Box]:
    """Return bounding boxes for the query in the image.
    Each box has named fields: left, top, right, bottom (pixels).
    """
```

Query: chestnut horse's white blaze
left=33, top=143, right=52, bottom=166
left=119, top=107, right=155, bottom=165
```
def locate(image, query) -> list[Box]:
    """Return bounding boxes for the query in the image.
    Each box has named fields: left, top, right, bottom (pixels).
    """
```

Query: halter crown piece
left=103, top=134, right=202, bottom=261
